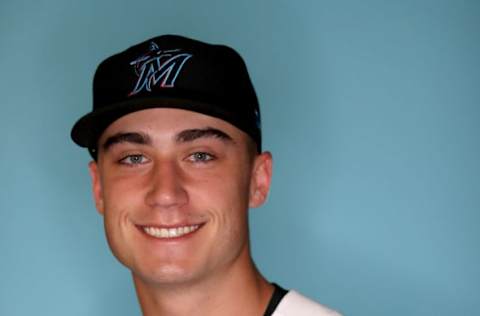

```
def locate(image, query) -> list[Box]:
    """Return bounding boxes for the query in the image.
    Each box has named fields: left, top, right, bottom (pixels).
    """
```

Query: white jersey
left=272, top=290, right=342, bottom=316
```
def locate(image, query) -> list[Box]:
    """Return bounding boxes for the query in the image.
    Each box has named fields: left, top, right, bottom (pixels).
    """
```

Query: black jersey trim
left=263, top=283, right=288, bottom=316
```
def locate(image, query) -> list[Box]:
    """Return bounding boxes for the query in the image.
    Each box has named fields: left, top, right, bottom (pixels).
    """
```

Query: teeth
left=143, top=225, right=200, bottom=239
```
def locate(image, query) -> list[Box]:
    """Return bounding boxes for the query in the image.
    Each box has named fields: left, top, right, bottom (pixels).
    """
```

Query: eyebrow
left=102, top=132, right=151, bottom=151
left=101, top=127, right=234, bottom=152
left=175, top=127, right=234, bottom=144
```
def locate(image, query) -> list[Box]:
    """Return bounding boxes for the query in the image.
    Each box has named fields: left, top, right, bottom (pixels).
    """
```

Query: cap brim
left=70, top=97, right=251, bottom=149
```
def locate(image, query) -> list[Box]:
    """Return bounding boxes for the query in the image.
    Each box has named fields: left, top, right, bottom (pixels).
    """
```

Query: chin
left=132, top=261, right=204, bottom=287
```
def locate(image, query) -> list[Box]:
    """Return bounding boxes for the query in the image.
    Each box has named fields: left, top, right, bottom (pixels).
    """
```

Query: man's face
left=89, top=108, right=272, bottom=286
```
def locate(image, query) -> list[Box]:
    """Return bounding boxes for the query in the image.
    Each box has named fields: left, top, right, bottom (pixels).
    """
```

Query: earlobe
left=88, top=161, right=105, bottom=215
left=249, top=152, right=273, bottom=208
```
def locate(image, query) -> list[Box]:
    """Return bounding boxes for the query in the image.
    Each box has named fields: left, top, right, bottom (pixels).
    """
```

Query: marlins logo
left=128, top=42, right=192, bottom=96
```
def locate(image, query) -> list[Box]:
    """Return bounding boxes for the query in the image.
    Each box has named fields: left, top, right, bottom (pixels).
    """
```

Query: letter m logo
left=129, top=49, right=193, bottom=96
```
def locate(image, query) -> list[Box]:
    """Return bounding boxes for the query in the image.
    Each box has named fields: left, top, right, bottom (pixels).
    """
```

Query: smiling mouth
left=142, top=225, right=201, bottom=239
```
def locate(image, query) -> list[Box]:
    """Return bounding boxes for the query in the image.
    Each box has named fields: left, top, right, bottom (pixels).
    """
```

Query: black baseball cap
left=71, top=34, right=261, bottom=157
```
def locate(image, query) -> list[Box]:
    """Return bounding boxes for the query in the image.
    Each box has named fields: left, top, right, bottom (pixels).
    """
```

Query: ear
left=88, top=161, right=105, bottom=215
left=249, top=151, right=273, bottom=208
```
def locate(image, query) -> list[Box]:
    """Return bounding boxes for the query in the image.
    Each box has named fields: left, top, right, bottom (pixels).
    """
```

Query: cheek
left=190, top=167, right=251, bottom=210
left=102, top=180, right=144, bottom=236
left=192, top=167, right=252, bottom=231
left=101, top=196, right=141, bottom=269
left=102, top=171, right=146, bottom=205
left=100, top=177, right=143, bottom=254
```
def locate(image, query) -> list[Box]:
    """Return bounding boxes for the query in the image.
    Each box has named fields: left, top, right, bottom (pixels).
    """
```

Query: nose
left=145, top=160, right=188, bottom=209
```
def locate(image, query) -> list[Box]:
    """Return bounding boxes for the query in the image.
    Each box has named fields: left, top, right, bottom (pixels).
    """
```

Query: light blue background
left=1, top=1, right=479, bottom=315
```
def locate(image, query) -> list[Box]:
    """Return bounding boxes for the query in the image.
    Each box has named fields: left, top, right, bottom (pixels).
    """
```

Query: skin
left=89, top=108, right=274, bottom=316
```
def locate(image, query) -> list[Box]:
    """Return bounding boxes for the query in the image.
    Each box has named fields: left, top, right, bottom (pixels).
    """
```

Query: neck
left=133, top=246, right=274, bottom=316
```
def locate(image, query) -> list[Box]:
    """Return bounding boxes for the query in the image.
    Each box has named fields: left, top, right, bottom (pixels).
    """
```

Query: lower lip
left=136, top=224, right=204, bottom=242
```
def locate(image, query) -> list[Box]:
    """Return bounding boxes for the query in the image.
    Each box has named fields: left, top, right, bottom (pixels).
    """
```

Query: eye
left=119, top=154, right=149, bottom=165
left=187, top=152, right=216, bottom=163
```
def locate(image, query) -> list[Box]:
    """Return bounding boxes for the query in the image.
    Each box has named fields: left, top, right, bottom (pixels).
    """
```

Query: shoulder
left=272, top=290, right=342, bottom=316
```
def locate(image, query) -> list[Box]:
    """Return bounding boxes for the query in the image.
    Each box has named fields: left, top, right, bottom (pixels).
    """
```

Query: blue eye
left=188, top=152, right=215, bottom=163
left=119, top=154, right=148, bottom=165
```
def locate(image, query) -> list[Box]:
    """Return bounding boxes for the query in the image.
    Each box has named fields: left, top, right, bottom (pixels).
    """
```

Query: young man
left=71, top=34, right=341, bottom=316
